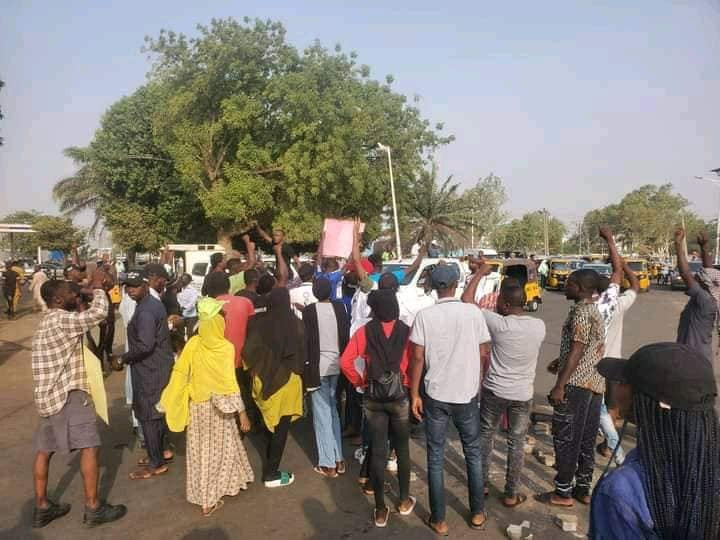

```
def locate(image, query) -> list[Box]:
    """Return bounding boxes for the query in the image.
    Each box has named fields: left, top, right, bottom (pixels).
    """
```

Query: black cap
left=598, top=342, right=717, bottom=412
left=123, top=271, right=144, bottom=287
left=141, top=263, right=170, bottom=281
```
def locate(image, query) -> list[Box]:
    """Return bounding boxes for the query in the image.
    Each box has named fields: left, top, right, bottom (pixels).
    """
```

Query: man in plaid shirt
left=30, top=271, right=127, bottom=528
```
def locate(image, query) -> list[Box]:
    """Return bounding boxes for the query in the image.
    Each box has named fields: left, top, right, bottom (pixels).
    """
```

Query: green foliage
left=406, top=164, right=473, bottom=249
left=493, top=211, right=565, bottom=254
left=460, top=173, right=507, bottom=244
left=0, top=210, right=43, bottom=255
left=0, top=211, right=84, bottom=256
left=145, top=18, right=452, bottom=242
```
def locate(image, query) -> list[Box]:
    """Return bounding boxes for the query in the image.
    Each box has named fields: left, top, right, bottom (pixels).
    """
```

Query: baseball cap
left=597, top=342, right=716, bottom=412
left=345, top=259, right=374, bottom=274
left=123, top=271, right=144, bottom=287
left=430, top=264, right=460, bottom=290
left=141, top=263, right=170, bottom=281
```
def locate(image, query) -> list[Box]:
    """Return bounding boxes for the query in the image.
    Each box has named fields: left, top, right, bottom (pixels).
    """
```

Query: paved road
left=0, top=286, right=700, bottom=539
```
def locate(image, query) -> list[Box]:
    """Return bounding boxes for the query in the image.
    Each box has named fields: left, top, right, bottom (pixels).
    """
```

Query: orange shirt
left=340, top=321, right=411, bottom=389
left=217, top=294, right=254, bottom=368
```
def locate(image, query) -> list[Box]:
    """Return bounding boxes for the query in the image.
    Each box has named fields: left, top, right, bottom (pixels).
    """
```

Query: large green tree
left=492, top=210, right=565, bottom=254
left=0, top=211, right=84, bottom=257
left=145, top=18, right=451, bottom=248
left=460, top=173, right=507, bottom=247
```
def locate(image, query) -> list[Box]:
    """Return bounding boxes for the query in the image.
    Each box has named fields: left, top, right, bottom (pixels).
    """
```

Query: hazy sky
left=1, top=0, right=719, bottom=229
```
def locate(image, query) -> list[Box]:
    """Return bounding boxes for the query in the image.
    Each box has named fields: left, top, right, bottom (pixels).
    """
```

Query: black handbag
left=368, top=370, right=406, bottom=403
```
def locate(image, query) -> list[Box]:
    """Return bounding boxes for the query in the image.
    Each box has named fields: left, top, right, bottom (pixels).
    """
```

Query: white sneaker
left=386, top=457, right=398, bottom=472
left=264, top=471, right=294, bottom=488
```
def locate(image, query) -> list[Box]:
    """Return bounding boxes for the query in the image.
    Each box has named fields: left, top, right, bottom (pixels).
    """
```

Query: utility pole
left=542, top=208, right=550, bottom=256
left=377, top=143, right=402, bottom=260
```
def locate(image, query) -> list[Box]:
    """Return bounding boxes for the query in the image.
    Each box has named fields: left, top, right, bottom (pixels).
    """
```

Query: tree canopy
left=0, top=210, right=85, bottom=257
left=492, top=211, right=566, bottom=254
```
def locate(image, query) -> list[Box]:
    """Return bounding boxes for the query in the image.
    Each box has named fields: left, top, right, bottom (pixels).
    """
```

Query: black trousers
left=552, top=385, right=602, bottom=498
left=364, top=397, right=411, bottom=510
left=4, top=291, right=15, bottom=317
left=140, top=417, right=168, bottom=469
left=338, top=374, right=362, bottom=433
left=262, top=415, right=292, bottom=481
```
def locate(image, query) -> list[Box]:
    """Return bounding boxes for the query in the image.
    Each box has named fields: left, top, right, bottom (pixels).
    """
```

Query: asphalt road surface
left=0, top=285, right=705, bottom=539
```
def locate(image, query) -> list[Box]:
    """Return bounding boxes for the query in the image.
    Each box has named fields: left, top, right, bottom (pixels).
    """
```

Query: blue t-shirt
left=315, top=268, right=344, bottom=302
left=589, top=450, right=657, bottom=539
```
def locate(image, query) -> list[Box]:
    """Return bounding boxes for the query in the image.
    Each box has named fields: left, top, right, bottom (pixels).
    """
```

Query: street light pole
left=378, top=143, right=403, bottom=260
left=695, top=174, right=720, bottom=265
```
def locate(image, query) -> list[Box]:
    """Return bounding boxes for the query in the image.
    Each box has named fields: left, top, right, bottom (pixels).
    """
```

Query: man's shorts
left=34, top=390, right=100, bottom=454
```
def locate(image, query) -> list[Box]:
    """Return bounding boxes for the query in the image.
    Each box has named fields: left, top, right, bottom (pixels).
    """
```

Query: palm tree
left=53, top=147, right=105, bottom=234
left=406, top=164, right=473, bottom=250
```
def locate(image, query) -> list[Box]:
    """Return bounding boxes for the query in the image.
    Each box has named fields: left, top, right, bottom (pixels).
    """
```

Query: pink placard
left=322, top=218, right=365, bottom=258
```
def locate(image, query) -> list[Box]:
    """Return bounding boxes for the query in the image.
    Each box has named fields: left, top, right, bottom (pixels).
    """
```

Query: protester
left=303, top=277, right=349, bottom=478
left=538, top=258, right=549, bottom=289
left=228, top=234, right=257, bottom=295
left=242, top=244, right=305, bottom=487
left=465, top=262, right=546, bottom=508
left=201, top=253, right=226, bottom=296
left=545, top=268, right=605, bottom=506
left=31, top=273, right=126, bottom=528
left=29, top=265, right=49, bottom=312
left=3, top=261, right=21, bottom=319
left=409, top=265, right=491, bottom=535
left=590, top=343, right=720, bottom=539
left=118, top=282, right=143, bottom=444
left=237, top=268, right=263, bottom=308
left=176, top=273, right=199, bottom=335
left=674, top=228, right=718, bottom=363
left=159, top=297, right=254, bottom=517
left=341, top=289, right=416, bottom=527
left=256, top=225, right=300, bottom=271
left=122, top=265, right=175, bottom=480
left=290, top=263, right=318, bottom=319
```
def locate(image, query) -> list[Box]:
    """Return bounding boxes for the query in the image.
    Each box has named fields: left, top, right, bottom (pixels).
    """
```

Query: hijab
left=243, top=287, right=306, bottom=400
left=313, top=277, right=332, bottom=302
left=365, top=289, right=408, bottom=379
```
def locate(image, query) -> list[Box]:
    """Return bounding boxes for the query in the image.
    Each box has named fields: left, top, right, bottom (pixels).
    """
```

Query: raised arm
left=240, top=234, right=256, bottom=271
left=599, top=226, right=623, bottom=285
left=273, top=242, right=288, bottom=288
left=698, top=232, right=713, bottom=269
left=675, top=228, right=695, bottom=289
left=352, top=218, right=367, bottom=281
left=461, top=257, right=492, bottom=304
left=622, top=259, right=640, bottom=293
left=405, top=242, right=426, bottom=277
left=255, top=224, right=272, bottom=244
left=59, top=270, right=109, bottom=336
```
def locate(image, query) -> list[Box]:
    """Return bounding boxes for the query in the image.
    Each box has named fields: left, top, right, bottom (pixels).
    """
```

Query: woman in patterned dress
left=159, top=297, right=254, bottom=516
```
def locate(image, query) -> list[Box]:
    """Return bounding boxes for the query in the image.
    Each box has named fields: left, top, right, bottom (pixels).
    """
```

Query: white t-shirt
left=410, top=298, right=491, bottom=404
left=481, top=311, right=546, bottom=402
left=604, top=290, right=637, bottom=358
left=316, top=302, right=340, bottom=376
left=289, top=282, right=318, bottom=319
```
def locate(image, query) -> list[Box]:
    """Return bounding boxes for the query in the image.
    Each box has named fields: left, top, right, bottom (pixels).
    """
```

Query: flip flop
left=202, top=499, right=224, bottom=517
left=313, top=466, right=338, bottom=478
left=470, top=512, right=487, bottom=530
left=398, top=496, right=417, bottom=516
left=336, top=461, right=346, bottom=475
left=534, top=491, right=574, bottom=507
left=502, top=494, right=528, bottom=508
left=137, top=453, right=174, bottom=466
left=361, top=481, right=391, bottom=496
left=129, top=468, right=154, bottom=480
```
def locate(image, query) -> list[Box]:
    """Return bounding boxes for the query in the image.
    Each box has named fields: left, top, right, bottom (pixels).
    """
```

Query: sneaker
left=386, top=457, right=398, bottom=472
left=264, top=471, right=294, bottom=488
left=32, top=501, right=71, bottom=528
left=83, top=502, right=127, bottom=528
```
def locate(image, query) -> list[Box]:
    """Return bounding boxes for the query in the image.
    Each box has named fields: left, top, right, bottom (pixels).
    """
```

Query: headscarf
left=159, top=297, right=239, bottom=432
left=312, top=277, right=332, bottom=302
left=365, top=289, right=409, bottom=380
left=243, top=288, right=306, bottom=400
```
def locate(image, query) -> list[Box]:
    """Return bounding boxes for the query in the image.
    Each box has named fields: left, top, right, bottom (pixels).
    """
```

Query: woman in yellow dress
left=242, top=286, right=305, bottom=488
left=159, top=297, right=254, bottom=516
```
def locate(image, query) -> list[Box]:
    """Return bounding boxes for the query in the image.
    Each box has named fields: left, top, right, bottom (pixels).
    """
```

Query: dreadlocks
left=634, top=391, right=720, bottom=539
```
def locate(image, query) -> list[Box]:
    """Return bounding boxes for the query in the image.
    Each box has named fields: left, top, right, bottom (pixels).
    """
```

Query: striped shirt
left=32, top=290, right=108, bottom=417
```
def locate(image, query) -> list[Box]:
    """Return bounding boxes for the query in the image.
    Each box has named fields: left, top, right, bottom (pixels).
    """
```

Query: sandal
left=313, top=466, right=339, bottom=478
left=137, top=451, right=174, bottom=466
left=426, top=518, right=449, bottom=536
left=470, top=512, right=487, bottom=530
left=534, top=491, right=574, bottom=507
left=336, top=461, right=346, bottom=475
left=398, top=496, right=417, bottom=516
left=502, top=493, right=528, bottom=508
left=373, top=507, right=390, bottom=528
left=129, top=465, right=168, bottom=480
left=201, top=499, right=224, bottom=517
left=361, top=481, right=391, bottom=496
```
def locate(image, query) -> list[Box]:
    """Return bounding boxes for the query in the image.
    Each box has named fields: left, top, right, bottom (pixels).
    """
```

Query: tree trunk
left=127, top=248, right=137, bottom=268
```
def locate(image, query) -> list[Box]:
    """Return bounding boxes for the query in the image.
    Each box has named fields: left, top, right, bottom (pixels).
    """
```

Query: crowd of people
left=23, top=221, right=720, bottom=538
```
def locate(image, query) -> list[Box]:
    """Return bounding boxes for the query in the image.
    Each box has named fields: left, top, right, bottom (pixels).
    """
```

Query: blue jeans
left=311, top=375, right=344, bottom=468
left=424, top=395, right=484, bottom=522
left=599, top=401, right=625, bottom=464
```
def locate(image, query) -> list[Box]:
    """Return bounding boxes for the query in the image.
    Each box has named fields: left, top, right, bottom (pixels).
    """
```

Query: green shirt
left=229, top=273, right=245, bottom=295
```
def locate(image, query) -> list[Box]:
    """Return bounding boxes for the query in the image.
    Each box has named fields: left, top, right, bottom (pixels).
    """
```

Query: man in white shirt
left=409, top=265, right=491, bottom=535
left=176, top=273, right=199, bottom=336
left=289, top=263, right=318, bottom=319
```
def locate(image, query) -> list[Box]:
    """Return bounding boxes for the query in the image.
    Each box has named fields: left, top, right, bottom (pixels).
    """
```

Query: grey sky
left=1, top=0, right=719, bottom=230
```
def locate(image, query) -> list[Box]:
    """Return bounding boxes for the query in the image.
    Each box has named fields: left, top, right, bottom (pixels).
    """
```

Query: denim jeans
left=598, top=401, right=625, bottom=464
left=424, top=395, right=484, bottom=522
left=552, top=385, right=602, bottom=498
left=478, top=389, right=532, bottom=498
left=364, top=397, right=411, bottom=510
left=311, top=375, right=344, bottom=468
